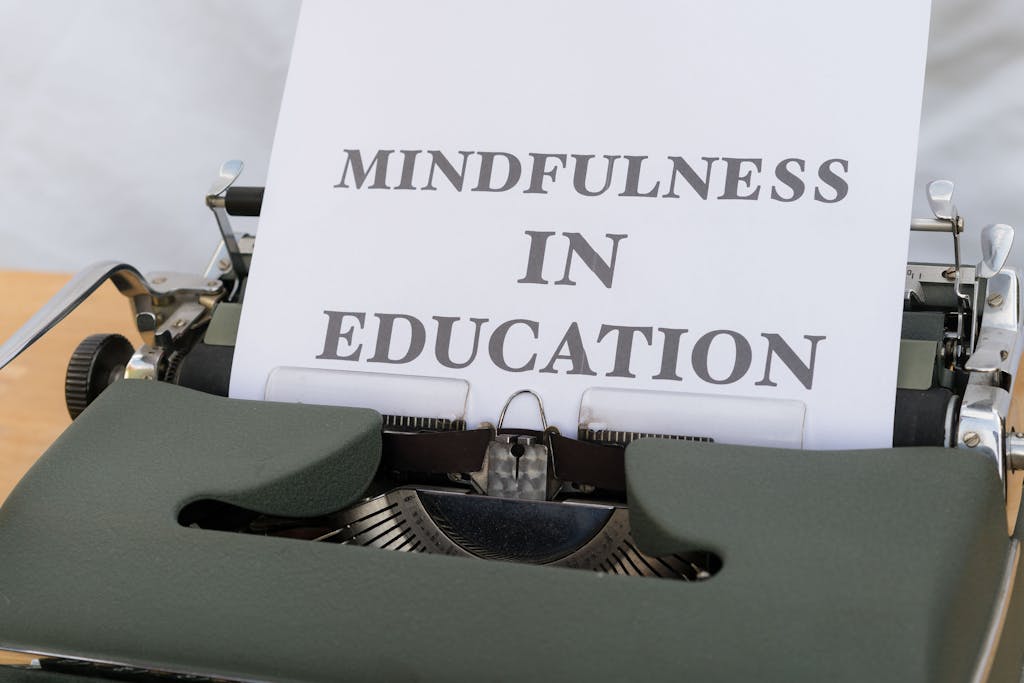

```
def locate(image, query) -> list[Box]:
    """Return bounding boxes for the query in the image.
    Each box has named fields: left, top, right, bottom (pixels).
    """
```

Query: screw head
left=218, top=259, right=231, bottom=271
left=988, top=293, right=1005, bottom=307
left=173, top=319, right=187, bottom=328
left=941, top=267, right=957, bottom=281
left=963, top=431, right=981, bottom=448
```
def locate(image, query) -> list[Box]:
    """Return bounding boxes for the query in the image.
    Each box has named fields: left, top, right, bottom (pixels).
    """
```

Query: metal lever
left=910, top=217, right=964, bottom=233
left=926, top=179, right=967, bottom=293
left=960, top=223, right=1014, bottom=367
left=0, top=262, right=156, bottom=372
left=496, top=389, right=549, bottom=432
left=979, top=224, right=1015, bottom=279
left=925, top=179, right=970, bottom=353
left=486, top=390, right=553, bottom=500
left=927, top=179, right=956, bottom=221
left=205, top=160, right=249, bottom=278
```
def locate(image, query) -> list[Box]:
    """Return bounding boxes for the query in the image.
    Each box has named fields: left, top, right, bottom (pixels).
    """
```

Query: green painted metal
left=627, top=439, right=1009, bottom=682
left=202, top=303, right=242, bottom=347
left=897, top=339, right=939, bottom=389
left=0, top=381, right=1014, bottom=681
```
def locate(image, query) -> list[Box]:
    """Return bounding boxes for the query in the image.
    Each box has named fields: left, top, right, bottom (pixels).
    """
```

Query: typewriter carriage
left=2, top=165, right=1024, bottom=682
left=1, top=163, right=1021, bottom=576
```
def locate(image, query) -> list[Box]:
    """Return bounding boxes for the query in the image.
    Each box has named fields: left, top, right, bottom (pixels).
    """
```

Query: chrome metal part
left=0, top=260, right=227, bottom=375
left=944, top=395, right=960, bottom=448
left=906, top=263, right=977, bottom=289
left=978, top=224, right=1015, bottom=279
left=144, top=272, right=223, bottom=296
left=969, top=539, right=1020, bottom=683
left=952, top=240, right=970, bottom=351
left=910, top=217, right=964, bottom=233
left=906, top=262, right=980, bottom=353
left=205, top=160, right=248, bottom=278
left=207, top=159, right=243, bottom=198
left=315, top=486, right=712, bottom=580
left=496, top=389, right=549, bottom=431
left=154, top=302, right=208, bottom=346
left=927, top=179, right=957, bottom=221
left=966, top=270, right=1020, bottom=374
left=946, top=261, right=1024, bottom=492
left=957, top=381, right=1010, bottom=482
left=203, top=235, right=256, bottom=281
left=139, top=274, right=223, bottom=357
left=0, top=262, right=153, bottom=372
left=123, top=345, right=164, bottom=381
left=485, top=434, right=549, bottom=501
left=470, top=390, right=557, bottom=500
left=924, top=180, right=971, bottom=352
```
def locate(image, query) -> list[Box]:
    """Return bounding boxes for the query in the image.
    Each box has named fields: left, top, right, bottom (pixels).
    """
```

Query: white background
left=0, top=0, right=1020, bottom=275
left=229, top=0, right=929, bottom=448
left=0, top=0, right=1019, bottom=449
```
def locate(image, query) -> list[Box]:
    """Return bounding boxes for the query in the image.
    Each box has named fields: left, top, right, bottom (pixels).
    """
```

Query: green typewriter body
left=0, top=171, right=1022, bottom=682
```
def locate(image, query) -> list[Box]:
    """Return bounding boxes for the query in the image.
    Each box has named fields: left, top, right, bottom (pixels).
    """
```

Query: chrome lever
left=205, top=159, right=248, bottom=278
left=926, top=179, right=957, bottom=221
left=926, top=179, right=970, bottom=354
left=0, top=261, right=156, bottom=372
left=979, top=224, right=1015, bottom=279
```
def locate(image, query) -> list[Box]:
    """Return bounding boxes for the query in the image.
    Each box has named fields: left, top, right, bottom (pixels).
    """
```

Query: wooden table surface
left=0, top=271, right=139, bottom=666
left=0, top=269, right=1022, bottom=667
left=0, top=271, right=140, bottom=502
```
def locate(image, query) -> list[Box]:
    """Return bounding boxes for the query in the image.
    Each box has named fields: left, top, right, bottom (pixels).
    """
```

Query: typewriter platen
left=0, top=164, right=1023, bottom=682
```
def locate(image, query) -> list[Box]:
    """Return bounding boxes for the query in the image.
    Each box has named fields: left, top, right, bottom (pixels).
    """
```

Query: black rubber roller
left=892, top=387, right=954, bottom=447
left=224, top=186, right=264, bottom=216
left=65, top=333, right=135, bottom=419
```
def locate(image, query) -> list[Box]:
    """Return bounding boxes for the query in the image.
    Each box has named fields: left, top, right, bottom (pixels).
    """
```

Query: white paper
left=230, top=0, right=932, bottom=449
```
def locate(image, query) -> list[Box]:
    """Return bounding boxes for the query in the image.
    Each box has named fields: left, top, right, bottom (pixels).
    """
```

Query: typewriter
left=0, top=164, right=1022, bottom=682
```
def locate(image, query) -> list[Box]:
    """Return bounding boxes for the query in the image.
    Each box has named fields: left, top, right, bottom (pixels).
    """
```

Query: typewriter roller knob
left=65, top=333, right=135, bottom=420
